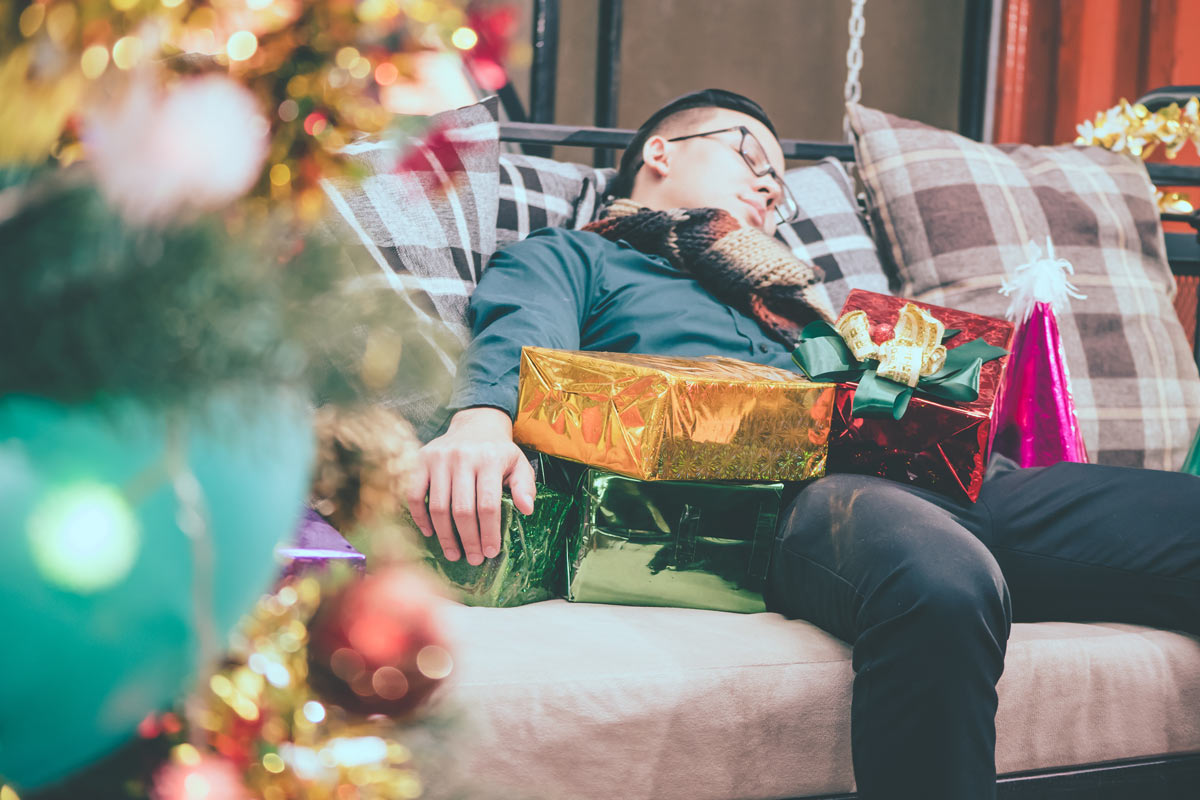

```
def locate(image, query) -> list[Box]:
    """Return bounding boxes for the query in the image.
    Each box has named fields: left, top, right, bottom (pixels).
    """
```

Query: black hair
left=610, top=88, right=778, bottom=199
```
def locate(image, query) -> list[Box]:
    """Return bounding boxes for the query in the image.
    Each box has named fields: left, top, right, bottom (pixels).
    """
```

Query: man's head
left=612, top=89, right=794, bottom=235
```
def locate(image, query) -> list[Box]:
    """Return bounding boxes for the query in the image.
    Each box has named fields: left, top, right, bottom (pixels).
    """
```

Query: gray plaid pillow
left=775, top=157, right=891, bottom=312
left=496, top=153, right=611, bottom=245
left=319, top=98, right=500, bottom=439
left=848, top=102, right=1200, bottom=470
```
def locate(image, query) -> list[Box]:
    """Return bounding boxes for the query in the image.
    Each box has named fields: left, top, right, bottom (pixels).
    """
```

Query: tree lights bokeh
left=0, top=1, right=519, bottom=796
left=0, top=0, right=506, bottom=220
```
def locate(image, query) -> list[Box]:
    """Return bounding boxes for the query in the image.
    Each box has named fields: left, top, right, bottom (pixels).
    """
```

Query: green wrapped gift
left=424, top=484, right=574, bottom=607
left=566, top=469, right=781, bottom=613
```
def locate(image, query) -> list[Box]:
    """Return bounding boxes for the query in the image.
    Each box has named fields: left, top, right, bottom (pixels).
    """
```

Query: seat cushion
left=847, top=103, right=1200, bottom=471
left=431, top=600, right=1200, bottom=800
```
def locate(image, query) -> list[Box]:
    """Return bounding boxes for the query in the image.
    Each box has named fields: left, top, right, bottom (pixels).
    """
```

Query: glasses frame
left=664, top=125, right=800, bottom=225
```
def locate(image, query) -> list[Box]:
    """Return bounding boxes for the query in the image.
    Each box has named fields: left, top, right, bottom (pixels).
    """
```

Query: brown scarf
left=583, top=199, right=835, bottom=344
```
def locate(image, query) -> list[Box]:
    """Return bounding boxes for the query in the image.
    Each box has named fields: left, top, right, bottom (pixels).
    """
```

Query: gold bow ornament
left=834, top=304, right=948, bottom=387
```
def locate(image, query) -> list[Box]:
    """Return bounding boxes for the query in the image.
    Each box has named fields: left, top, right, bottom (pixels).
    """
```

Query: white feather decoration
left=999, top=236, right=1086, bottom=322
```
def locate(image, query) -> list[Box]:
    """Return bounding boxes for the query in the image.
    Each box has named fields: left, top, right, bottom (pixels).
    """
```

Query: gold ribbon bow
left=834, top=304, right=948, bottom=388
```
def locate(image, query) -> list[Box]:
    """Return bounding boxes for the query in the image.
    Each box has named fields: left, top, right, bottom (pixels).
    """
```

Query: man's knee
left=860, top=554, right=1012, bottom=669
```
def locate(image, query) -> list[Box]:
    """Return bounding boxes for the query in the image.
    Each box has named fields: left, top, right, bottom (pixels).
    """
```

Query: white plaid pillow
left=496, top=153, right=611, bottom=245
left=318, top=98, right=500, bottom=439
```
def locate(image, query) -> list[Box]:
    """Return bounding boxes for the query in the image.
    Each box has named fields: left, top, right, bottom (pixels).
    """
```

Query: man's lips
left=739, top=198, right=766, bottom=228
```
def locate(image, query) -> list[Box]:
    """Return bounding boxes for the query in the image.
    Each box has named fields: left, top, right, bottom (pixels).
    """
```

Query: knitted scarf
left=583, top=199, right=835, bottom=344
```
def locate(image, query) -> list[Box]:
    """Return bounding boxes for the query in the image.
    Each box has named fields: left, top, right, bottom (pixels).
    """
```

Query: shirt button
left=758, top=343, right=770, bottom=353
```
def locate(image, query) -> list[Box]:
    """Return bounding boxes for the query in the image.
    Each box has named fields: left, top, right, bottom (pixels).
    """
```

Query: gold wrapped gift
left=513, top=347, right=835, bottom=482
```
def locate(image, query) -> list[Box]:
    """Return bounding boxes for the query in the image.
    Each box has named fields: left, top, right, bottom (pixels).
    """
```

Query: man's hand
left=406, top=407, right=536, bottom=565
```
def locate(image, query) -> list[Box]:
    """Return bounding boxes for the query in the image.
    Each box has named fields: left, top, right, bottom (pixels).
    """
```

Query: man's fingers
left=404, top=461, right=435, bottom=538
left=425, top=459, right=460, bottom=561
left=451, top=463, right=484, bottom=566
left=476, top=464, right=505, bottom=559
left=507, top=454, right=537, bottom=516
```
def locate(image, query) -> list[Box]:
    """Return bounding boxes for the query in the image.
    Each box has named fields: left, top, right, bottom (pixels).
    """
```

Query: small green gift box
left=424, top=484, right=574, bottom=607
left=565, top=468, right=781, bottom=614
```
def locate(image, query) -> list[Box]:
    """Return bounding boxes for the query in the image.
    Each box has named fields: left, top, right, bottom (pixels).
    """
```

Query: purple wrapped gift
left=276, top=508, right=366, bottom=577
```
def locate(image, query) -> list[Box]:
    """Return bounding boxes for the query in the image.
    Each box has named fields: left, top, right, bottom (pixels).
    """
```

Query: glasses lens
left=738, top=129, right=772, bottom=176
left=775, top=179, right=800, bottom=224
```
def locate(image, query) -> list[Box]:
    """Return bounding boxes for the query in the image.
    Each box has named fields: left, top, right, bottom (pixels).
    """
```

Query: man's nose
left=754, top=176, right=779, bottom=208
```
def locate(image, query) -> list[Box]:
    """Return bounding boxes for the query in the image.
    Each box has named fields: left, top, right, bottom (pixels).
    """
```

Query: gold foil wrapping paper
left=513, top=347, right=835, bottom=482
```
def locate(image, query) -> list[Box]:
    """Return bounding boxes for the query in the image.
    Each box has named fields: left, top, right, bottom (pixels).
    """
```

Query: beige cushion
left=431, top=600, right=1200, bottom=800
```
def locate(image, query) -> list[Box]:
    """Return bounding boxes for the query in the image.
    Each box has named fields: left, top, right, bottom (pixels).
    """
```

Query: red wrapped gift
left=826, top=290, right=1014, bottom=502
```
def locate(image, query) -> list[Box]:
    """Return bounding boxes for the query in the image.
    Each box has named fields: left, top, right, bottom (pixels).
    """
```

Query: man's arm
left=406, top=228, right=599, bottom=565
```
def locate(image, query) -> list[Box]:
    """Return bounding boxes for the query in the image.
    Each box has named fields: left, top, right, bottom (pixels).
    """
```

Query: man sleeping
left=405, top=88, right=1200, bottom=800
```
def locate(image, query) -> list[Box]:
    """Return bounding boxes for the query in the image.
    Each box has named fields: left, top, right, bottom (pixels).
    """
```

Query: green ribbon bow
left=791, top=320, right=1008, bottom=420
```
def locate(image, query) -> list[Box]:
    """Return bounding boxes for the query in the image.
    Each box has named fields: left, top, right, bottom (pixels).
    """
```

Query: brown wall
left=507, top=0, right=968, bottom=164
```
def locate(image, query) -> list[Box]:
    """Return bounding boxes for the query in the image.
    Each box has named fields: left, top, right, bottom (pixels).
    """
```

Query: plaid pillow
left=848, top=103, right=1200, bottom=470
left=774, top=157, right=891, bottom=312
left=318, top=98, right=500, bottom=439
left=496, top=153, right=611, bottom=245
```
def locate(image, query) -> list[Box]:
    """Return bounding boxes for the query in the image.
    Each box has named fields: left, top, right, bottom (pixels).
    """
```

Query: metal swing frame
left=491, top=3, right=1200, bottom=798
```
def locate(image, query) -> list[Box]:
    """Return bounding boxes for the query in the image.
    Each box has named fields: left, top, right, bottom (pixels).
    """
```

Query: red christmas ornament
left=151, top=752, right=247, bottom=800
left=307, top=566, right=452, bottom=717
left=869, top=322, right=894, bottom=344
left=463, top=2, right=518, bottom=91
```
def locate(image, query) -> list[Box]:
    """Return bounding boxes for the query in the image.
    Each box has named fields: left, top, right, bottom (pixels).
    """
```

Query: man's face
left=639, top=107, right=788, bottom=235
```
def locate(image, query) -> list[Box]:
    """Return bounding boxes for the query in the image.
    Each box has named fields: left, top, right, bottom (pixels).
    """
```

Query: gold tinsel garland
left=1, top=0, right=477, bottom=218
left=310, top=405, right=421, bottom=536
left=1075, top=97, right=1200, bottom=216
left=191, top=573, right=453, bottom=800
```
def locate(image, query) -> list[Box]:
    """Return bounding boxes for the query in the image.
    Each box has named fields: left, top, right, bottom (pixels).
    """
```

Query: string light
left=80, top=45, right=110, bottom=79
left=374, top=61, right=398, bottom=86
left=27, top=483, right=140, bottom=593
left=17, top=4, right=44, bottom=37
left=111, top=35, right=143, bottom=70
left=226, top=31, right=257, bottom=62
left=277, top=99, right=299, bottom=122
left=450, top=26, right=477, bottom=49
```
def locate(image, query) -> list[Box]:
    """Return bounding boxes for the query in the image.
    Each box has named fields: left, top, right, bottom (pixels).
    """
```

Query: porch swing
left=435, top=2, right=1200, bottom=799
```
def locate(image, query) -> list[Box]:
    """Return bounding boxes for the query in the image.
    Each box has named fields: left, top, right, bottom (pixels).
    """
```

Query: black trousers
left=764, top=459, right=1200, bottom=800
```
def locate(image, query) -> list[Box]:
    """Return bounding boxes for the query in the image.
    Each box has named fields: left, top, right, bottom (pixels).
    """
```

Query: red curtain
left=993, top=0, right=1200, bottom=339
left=994, top=0, right=1200, bottom=149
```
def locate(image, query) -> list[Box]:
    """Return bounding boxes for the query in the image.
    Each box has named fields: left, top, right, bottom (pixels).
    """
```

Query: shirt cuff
left=446, top=379, right=519, bottom=419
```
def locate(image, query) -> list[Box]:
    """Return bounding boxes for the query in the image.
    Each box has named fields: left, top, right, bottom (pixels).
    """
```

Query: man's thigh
left=976, top=462, right=1200, bottom=634
left=766, top=473, right=1003, bottom=643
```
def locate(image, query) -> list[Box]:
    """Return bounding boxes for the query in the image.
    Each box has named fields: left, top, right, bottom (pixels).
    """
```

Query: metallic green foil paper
left=425, top=485, right=573, bottom=607
left=566, top=469, right=781, bottom=613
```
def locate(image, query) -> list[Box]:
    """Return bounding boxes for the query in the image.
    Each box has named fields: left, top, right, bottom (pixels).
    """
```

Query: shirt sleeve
left=446, top=227, right=601, bottom=417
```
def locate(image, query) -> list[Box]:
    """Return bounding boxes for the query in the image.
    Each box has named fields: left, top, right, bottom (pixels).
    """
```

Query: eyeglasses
left=665, top=125, right=800, bottom=225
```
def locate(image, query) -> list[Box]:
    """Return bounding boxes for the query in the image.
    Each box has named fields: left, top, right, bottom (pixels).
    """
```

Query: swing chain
left=842, top=0, right=867, bottom=141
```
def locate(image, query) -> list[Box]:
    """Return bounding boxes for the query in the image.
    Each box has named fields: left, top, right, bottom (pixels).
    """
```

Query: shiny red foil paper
left=990, top=301, right=1088, bottom=468
left=827, top=290, right=1015, bottom=502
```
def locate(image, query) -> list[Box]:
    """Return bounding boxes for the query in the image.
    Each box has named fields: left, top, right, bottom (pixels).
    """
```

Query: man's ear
left=641, top=136, right=670, bottom=179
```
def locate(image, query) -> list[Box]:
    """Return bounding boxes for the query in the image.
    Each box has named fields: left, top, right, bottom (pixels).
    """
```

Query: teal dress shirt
left=448, top=227, right=800, bottom=417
